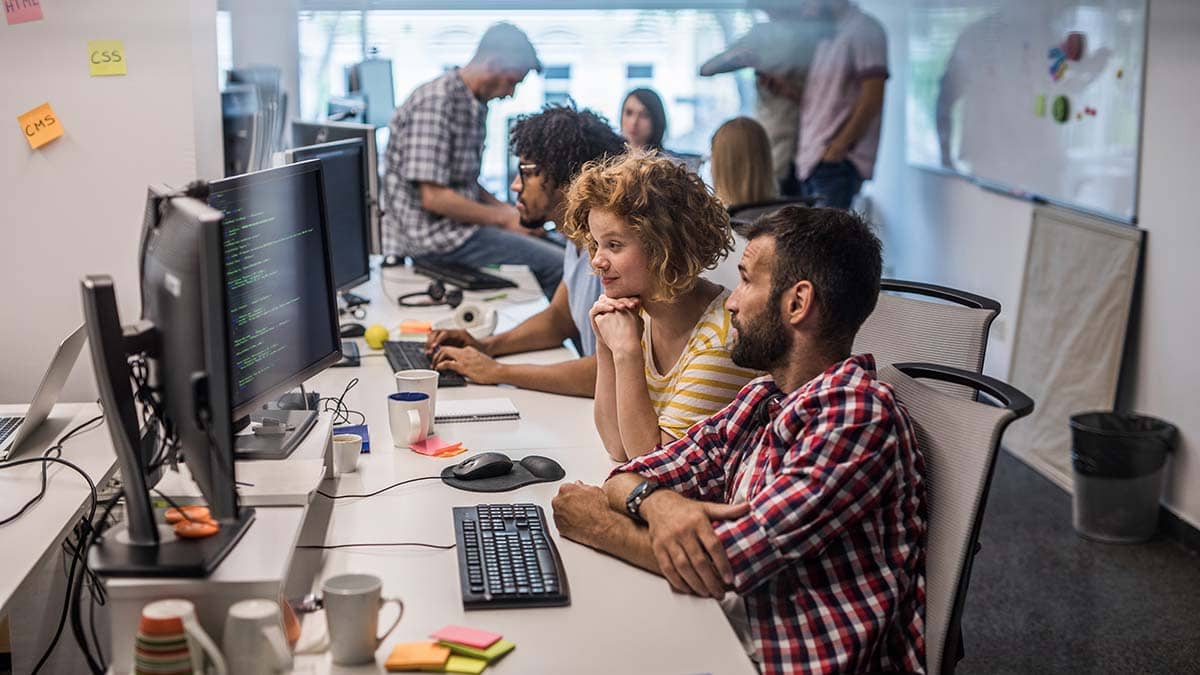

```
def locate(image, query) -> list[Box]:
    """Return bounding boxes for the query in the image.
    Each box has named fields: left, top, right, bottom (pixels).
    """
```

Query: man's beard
left=730, top=307, right=791, bottom=371
left=517, top=201, right=547, bottom=230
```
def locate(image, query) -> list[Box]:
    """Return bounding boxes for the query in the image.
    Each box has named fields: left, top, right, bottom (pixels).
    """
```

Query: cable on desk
left=319, top=377, right=366, bottom=427
left=297, top=541, right=455, bottom=551
left=316, top=475, right=442, bottom=500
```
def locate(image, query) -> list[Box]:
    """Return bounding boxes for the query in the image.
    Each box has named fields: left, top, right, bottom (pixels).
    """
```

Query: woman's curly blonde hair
left=560, top=150, right=733, bottom=301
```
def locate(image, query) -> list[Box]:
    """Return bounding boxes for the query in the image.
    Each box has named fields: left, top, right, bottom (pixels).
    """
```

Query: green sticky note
left=438, top=639, right=515, bottom=663
left=443, top=655, right=488, bottom=674
left=1034, top=94, right=1046, bottom=117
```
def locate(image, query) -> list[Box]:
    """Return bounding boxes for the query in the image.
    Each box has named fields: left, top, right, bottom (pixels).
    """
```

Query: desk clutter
left=387, top=625, right=515, bottom=672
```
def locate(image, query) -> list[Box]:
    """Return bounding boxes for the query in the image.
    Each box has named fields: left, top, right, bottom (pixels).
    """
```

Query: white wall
left=0, top=0, right=220, bottom=404
left=863, top=0, right=1200, bottom=528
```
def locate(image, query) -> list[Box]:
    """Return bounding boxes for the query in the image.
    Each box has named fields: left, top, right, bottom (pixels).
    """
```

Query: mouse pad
left=440, top=455, right=566, bottom=493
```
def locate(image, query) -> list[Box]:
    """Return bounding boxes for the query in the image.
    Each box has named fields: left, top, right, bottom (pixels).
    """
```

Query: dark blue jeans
left=800, top=160, right=863, bottom=210
left=414, top=226, right=564, bottom=299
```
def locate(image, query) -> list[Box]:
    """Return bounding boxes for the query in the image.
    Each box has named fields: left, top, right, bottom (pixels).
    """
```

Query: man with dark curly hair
left=426, top=105, right=626, bottom=397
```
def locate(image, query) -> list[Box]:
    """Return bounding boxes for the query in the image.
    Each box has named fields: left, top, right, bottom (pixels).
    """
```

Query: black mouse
left=520, top=455, right=565, bottom=481
left=381, top=254, right=404, bottom=267
left=453, top=452, right=514, bottom=480
left=339, top=322, right=366, bottom=338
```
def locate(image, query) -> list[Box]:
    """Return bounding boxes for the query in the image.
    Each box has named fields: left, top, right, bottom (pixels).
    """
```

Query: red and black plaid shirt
left=615, top=355, right=926, bottom=674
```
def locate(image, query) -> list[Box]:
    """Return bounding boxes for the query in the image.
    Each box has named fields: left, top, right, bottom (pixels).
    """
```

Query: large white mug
left=332, top=433, right=362, bottom=474
left=394, top=369, right=438, bottom=435
left=388, top=392, right=431, bottom=447
left=223, top=599, right=292, bottom=675
left=138, top=598, right=228, bottom=675
left=322, top=574, right=404, bottom=665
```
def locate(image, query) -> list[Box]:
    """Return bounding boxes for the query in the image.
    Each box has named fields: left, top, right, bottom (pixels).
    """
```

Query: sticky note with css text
left=89, top=40, right=127, bottom=76
left=17, top=103, right=63, bottom=150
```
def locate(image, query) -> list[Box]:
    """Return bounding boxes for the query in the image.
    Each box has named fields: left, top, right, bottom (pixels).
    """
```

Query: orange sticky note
left=385, top=642, right=450, bottom=671
left=411, top=436, right=464, bottom=457
left=398, top=320, right=432, bottom=334
left=17, top=103, right=63, bottom=149
left=5, top=0, right=43, bottom=25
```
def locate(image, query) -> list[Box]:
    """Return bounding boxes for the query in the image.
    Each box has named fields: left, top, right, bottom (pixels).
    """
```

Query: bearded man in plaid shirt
left=553, top=205, right=927, bottom=674
left=382, top=22, right=565, bottom=298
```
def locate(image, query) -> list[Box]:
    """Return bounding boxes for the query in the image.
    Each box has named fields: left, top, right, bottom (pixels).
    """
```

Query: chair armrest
left=893, top=362, right=1034, bottom=418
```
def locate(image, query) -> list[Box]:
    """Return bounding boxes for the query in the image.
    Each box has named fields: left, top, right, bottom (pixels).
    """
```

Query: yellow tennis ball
left=363, top=324, right=389, bottom=350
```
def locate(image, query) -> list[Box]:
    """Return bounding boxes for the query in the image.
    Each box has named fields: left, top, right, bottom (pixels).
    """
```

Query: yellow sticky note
left=88, top=40, right=127, bottom=76
left=17, top=103, right=63, bottom=150
left=444, top=655, right=488, bottom=674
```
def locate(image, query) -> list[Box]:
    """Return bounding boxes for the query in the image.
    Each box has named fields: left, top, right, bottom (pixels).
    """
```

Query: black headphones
left=396, top=280, right=463, bottom=308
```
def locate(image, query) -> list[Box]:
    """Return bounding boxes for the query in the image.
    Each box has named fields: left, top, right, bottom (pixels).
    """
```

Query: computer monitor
left=346, top=58, right=395, bottom=127
left=284, top=139, right=371, bottom=293
left=221, top=85, right=259, bottom=177
left=291, top=120, right=381, bottom=254
left=206, top=160, right=343, bottom=458
left=328, top=94, right=367, bottom=124
left=83, top=186, right=253, bottom=577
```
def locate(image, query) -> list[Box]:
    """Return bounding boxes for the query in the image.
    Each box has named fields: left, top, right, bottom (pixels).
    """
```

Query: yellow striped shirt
left=642, top=290, right=760, bottom=438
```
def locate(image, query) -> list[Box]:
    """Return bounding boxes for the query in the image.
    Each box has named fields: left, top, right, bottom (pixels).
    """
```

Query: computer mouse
left=381, top=254, right=404, bottom=267
left=339, top=322, right=366, bottom=338
left=452, top=452, right=514, bottom=481
left=520, top=455, right=565, bottom=481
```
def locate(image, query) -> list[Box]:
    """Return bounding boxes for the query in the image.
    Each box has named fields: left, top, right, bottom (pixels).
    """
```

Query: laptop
left=0, top=325, right=87, bottom=462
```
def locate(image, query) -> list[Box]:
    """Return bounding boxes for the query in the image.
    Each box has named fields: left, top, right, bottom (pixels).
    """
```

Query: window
left=625, top=63, right=654, bottom=80
left=217, top=11, right=232, bottom=85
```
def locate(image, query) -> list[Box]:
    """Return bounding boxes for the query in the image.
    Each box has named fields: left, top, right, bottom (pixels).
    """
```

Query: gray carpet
left=958, top=450, right=1200, bottom=673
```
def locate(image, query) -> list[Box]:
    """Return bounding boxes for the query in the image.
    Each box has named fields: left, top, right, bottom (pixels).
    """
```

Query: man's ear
left=781, top=280, right=815, bottom=328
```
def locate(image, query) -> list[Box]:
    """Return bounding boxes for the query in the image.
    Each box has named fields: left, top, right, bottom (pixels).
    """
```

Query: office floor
left=960, top=449, right=1200, bottom=674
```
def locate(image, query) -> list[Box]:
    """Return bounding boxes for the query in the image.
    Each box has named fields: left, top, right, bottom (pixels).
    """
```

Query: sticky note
left=443, top=655, right=488, bottom=674
left=385, top=642, right=450, bottom=671
left=17, top=103, right=63, bottom=150
left=4, top=0, right=42, bottom=25
left=88, top=40, right=127, bottom=76
left=398, top=320, right=432, bottom=334
left=1034, top=94, right=1046, bottom=117
left=411, top=436, right=465, bottom=457
left=438, top=638, right=516, bottom=663
left=430, top=625, right=501, bottom=650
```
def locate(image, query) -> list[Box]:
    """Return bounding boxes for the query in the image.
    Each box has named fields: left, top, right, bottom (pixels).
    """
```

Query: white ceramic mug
left=332, top=433, right=362, bottom=474
left=223, top=599, right=292, bottom=675
left=395, top=369, right=438, bottom=435
left=388, top=392, right=431, bottom=447
left=321, top=574, right=404, bottom=665
left=139, top=598, right=228, bottom=675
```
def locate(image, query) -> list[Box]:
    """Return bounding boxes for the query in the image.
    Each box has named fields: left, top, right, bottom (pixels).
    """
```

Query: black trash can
left=1070, top=411, right=1178, bottom=543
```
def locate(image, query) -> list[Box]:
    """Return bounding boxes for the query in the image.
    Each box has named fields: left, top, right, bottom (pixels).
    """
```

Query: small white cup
left=223, top=599, right=292, bottom=675
left=395, top=369, right=438, bottom=435
left=322, top=574, right=403, bottom=666
left=332, top=433, right=362, bottom=475
left=388, top=393, right=430, bottom=447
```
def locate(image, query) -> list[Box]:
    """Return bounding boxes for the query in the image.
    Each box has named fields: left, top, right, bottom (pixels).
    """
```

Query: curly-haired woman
left=561, top=151, right=759, bottom=461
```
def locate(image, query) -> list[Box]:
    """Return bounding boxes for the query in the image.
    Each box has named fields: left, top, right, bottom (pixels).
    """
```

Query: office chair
left=727, top=197, right=818, bottom=230
left=878, top=362, right=1034, bottom=674
left=855, top=280, right=1001, bottom=399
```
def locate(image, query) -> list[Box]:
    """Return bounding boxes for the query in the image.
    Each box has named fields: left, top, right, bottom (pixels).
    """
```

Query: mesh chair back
left=855, top=282, right=999, bottom=399
left=727, top=197, right=817, bottom=227
left=879, top=364, right=1031, bottom=674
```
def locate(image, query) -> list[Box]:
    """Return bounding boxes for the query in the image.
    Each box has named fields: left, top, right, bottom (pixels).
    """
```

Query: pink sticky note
left=5, top=0, right=44, bottom=25
left=410, top=435, right=463, bottom=457
left=430, top=625, right=501, bottom=650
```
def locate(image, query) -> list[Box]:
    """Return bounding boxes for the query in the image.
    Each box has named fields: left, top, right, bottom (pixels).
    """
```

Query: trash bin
left=1070, top=411, right=1178, bottom=543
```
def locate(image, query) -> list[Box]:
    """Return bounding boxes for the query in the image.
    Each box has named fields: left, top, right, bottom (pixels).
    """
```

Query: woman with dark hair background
left=619, top=88, right=667, bottom=151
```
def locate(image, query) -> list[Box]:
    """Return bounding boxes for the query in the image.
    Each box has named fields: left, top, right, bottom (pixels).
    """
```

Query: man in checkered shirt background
left=382, top=22, right=565, bottom=298
left=553, top=206, right=927, bottom=674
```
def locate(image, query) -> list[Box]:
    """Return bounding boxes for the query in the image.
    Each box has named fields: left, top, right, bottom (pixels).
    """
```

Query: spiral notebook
left=435, top=398, right=520, bottom=424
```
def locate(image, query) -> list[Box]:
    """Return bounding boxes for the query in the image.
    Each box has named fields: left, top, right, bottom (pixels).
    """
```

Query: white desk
left=292, top=264, right=755, bottom=674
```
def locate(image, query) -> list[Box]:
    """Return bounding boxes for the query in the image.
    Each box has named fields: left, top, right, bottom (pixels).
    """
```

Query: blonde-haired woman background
left=710, top=116, right=778, bottom=210
left=561, top=151, right=759, bottom=461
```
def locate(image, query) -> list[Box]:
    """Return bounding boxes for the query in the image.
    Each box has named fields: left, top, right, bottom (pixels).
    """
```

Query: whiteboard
left=906, top=0, right=1146, bottom=223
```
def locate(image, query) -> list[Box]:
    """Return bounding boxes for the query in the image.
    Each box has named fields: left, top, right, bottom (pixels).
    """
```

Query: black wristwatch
left=625, top=479, right=662, bottom=524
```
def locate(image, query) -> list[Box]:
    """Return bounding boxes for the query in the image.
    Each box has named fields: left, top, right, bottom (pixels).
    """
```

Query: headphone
left=396, top=280, right=463, bottom=308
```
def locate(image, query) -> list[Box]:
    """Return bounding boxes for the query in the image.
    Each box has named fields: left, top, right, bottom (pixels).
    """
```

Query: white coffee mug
left=332, top=433, right=362, bottom=474
left=223, top=599, right=292, bottom=675
left=394, top=369, right=438, bottom=435
left=139, top=598, right=228, bottom=675
left=388, top=392, right=431, bottom=447
left=322, top=574, right=404, bottom=665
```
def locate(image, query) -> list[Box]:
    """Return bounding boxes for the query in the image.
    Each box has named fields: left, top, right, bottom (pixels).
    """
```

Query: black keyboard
left=383, top=341, right=466, bottom=387
left=412, top=260, right=518, bottom=291
left=453, top=504, right=570, bottom=610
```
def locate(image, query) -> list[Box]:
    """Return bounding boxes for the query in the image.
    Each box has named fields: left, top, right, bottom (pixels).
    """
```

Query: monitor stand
left=91, top=508, right=256, bottom=578
left=233, top=410, right=319, bottom=460
left=332, top=340, right=361, bottom=368
left=339, top=290, right=370, bottom=307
